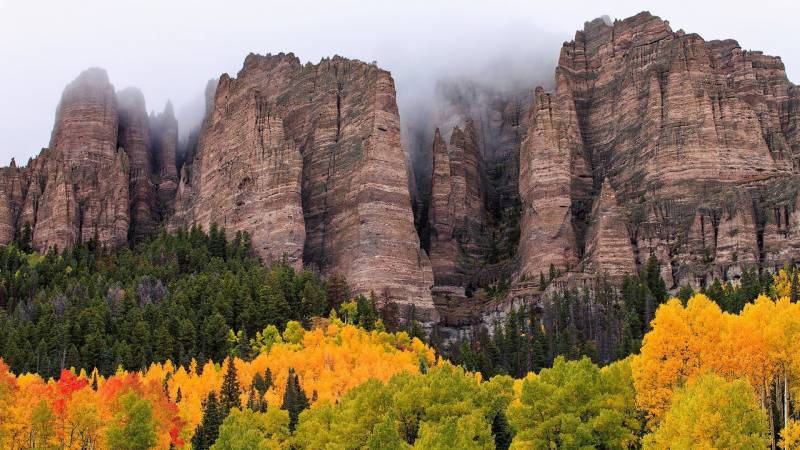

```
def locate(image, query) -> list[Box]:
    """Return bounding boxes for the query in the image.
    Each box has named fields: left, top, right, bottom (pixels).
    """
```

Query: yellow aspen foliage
left=783, top=420, right=800, bottom=449
left=643, top=374, right=769, bottom=449
left=634, top=291, right=800, bottom=444
left=632, top=294, right=730, bottom=422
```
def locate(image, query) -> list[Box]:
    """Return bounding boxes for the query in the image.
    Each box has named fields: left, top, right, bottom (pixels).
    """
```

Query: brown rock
left=582, top=179, right=636, bottom=279
left=32, top=68, right=130, bottom=251
left=171, top=54, right=437, bottom=323
left=427, top=123, right=485, bottom=293
left=517, top=87, right=581, bottom=281
left=150, top=102, right=179, bottom=216
left=518, top=12, right=800, bottom=291
left=118, top=87, right=157, bottom=241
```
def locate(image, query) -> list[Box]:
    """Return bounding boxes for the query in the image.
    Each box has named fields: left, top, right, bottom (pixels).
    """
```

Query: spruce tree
left=492, top=411, right=513, bottom=450
left=281, top=367, right=309, bottom=431
left=192, top=392, right=223, bottom=450
left=220, top=357, right=241, bottom=412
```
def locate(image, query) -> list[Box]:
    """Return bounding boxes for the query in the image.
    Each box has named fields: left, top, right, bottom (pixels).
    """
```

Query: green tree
left=508, top=357, right=641, bottom=449
left=210, top=408, right=290, bottom=450
left=644, top=253, right=668, bottom=306
left=193, top=391, right=224, bottom=450
left=281, top=367, right=309, bottom=431
left=106, top=391, right=157, bottom=450
left=220, top=357, right=242, bottom=412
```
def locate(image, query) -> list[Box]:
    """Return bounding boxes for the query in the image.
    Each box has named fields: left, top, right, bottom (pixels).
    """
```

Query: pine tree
left=791, top=270, right=799, bottom=303
left=281, top=367, right=309, bottom=431
left=192, top=392, right=223, bottom=450
left=492, top=411, right=513, bottom=450
left=644, top=253, right=668, bottom=306
left=220, top=357, right=241, bottom=412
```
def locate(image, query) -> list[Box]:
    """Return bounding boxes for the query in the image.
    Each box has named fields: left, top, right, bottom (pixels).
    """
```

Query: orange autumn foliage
left=0, top=320, right=435, bottom=449
left=152, top=321, right=436, bottom=437
left=0, top=360, right=183, bottom=449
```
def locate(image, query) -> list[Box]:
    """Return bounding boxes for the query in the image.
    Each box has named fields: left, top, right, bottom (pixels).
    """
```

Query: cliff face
left=3, top=12, right=800, bottom=326
left=28, top=68, right=130, bottom=251
left=118, top=87, right=157, bottom=241
left=0, top=69, right=181, bottom=253
left=171, top=53, right=437, bottom=323
left=517, top=12, right=800, bottom=291
left=427, top=123, right=484, bottom=294
left=418, top=82, right=528, bottom=306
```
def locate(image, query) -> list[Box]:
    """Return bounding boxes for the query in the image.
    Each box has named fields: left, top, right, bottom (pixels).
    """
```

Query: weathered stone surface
left=150, top=102, right=179, bottom=216
left=172, top=53, right=437, bottom=323
left=0, top=159, right=24, bottom=244
left=516, top=12, right=800, bottom=292
left=427, top=123, right=484, bottom=293
left=581, top=179, right=636, bottom=279
left=517, top=87, right=582, bottom=281
left=416, top=81, right=528, bottom=306
left=118, top=87, right=157, bottom=241
left=33, top=69, right=130, bottom=251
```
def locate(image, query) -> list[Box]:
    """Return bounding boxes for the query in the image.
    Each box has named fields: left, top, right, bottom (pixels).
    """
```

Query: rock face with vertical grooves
left=517, top=87, right=582, bottom=282
left=29, top=68, right=130, bottom=251
left=118, top=87, right=157, bottom=241
left=171, top=53, right=437, bottom=323
left=515, top=12, right=800, bottom=293
left=416, top=81, right=528, bottom=306
left=0, top=159, right=24, bottom=244
left=427, top=123, right=484, bottom=295
left=151, top=102, right=179, bottom=217
left=581, top=179, right=636, bottom=279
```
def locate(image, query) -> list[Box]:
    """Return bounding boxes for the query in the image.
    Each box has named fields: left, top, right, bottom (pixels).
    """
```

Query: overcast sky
left=1, top=0, right=798, bottom=165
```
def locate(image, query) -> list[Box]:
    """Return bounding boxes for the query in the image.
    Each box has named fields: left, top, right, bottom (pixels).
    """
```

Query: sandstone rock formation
left=0, top=69, right=181, bottom=253
left=517, top=11, right=800, bottom=291
left=581, top=179, right=636, bottom=279
left=517, top=87, right=583, bottom=282
left=416, top=81, right=529, bottom=305
left=427, top=123, right=484, bottom=295
left=118, top=87, right=157, bottom=241
left=150, top=102, right=179, bottom=216
left=30, top=68, right=130, bottom=251
left=171, top=53, right=437, bottom=323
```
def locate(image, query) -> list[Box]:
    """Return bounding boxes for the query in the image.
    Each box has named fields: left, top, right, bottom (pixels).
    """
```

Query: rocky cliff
left=0, top=69, right=179, bottom=252
left=170, top=53, right=438, bottom=323
left=515, top=11, right=800, bottom=295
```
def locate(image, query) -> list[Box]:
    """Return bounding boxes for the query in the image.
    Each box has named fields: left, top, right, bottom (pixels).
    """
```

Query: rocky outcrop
left=0, top=159, right=24, bottom=244
left=516, top=12, right=800, bottom=292
left=517, top=87, right=581, bottom=282
left=171, top=53, right=437, bottom=323
left=118, top=88, right=157, bottom=241
left=416, top=81, right=529, bottom=305
left=31, top=68, right=130, bottom=251
left=427, top=123, right=484, bottom=295
left=150, top=102, right=179, bottom=216
left=582, top=179, right=636, bottom=279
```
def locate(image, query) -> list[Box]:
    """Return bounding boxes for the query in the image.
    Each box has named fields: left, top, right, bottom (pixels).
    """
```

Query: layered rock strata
left=171, top=53, right=437, bottom=322
left=517, top=11, right=800, bottom=291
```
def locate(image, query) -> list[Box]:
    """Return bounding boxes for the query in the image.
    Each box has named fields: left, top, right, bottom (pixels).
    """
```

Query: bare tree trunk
left=786, top=369, right=790, bottom=428
left=770, top=382, right=777, bottom=450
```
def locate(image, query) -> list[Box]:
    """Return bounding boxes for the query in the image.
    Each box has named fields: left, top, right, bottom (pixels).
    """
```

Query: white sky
left=1, top=0, right=798, bottom=165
